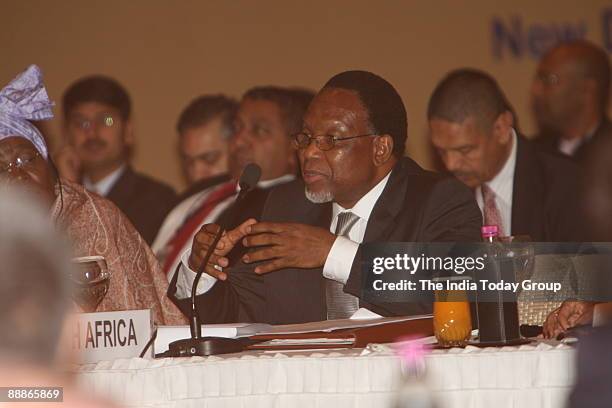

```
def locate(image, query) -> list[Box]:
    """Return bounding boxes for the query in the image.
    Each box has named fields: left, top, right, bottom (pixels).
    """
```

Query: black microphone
left=167, top=163, right=261, bottom=357
left=189, top=162, right=260, bottom=337
left=236, top=163, right=261, bottom=203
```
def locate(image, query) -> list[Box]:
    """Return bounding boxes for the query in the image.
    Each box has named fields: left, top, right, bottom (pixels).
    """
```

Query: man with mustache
left=156, top=87, right=313, bottom=319
left=186, top=70, right=483, bottom=324
left=428, top=68, right=584, bottom=241
left=176, top=95, right=237, bottom=190
left=55, top=76, right=177, bottom=244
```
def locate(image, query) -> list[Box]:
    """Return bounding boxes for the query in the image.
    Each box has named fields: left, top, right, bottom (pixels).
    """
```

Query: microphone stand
left=167, top=172, right=260, bottom=357
left=189, top=228, right=223, bottom=339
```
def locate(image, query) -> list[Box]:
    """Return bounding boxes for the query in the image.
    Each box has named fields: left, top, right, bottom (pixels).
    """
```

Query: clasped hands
left=541, top=300, right=595, bottom=339
left=188, top=219, right=337, bottom=280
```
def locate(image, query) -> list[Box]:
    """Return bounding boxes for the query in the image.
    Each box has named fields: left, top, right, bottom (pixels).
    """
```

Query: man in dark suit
left=531, top=40, right=611, bottom=166
left=428, top=68, right=584, bottom=241
left=161, top=87, right=314, bottom=317
left=104, top=166, right=177, bottom=244
left=185, top=70, right=483, bottom=324
left=56, top=75, right=176, bottom=244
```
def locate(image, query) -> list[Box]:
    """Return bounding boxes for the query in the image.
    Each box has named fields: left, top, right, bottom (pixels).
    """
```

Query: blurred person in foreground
left=0, top=65, right=184, bottom=325
left=55, top=75, right=177, bottom=244
left=531, top=40, right=611, bottom=164
left=541, top=117, right=612, bottom=408
left=0, top=186, right=117, bottom=407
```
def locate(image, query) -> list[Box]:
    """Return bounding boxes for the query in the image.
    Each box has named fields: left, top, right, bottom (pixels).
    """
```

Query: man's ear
left=492, top=111, right=513, bottom=145
left=373, top=134, right=394, bottom=166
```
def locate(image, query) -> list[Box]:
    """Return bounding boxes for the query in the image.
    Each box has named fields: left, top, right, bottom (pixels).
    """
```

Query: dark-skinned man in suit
left=531, top=40, right=611, bottom=166
left=184, top=70, right=483, bottom=324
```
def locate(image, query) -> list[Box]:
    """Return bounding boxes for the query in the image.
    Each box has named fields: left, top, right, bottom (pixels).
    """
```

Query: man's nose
left=444, top=152, right=463, bottom=173
left=82, top=122, right=99, bottom=138
left=301, top=138, right=324, bottom=160
left=232, top=128, right=251, bottom=149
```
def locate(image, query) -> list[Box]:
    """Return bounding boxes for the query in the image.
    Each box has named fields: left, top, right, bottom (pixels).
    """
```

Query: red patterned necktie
left=162, top=181, right=237, bottom=274
left=481, top=183, right=505, bottom=236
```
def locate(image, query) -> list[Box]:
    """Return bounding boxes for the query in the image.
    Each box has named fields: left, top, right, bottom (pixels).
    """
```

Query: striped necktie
left=326, top=211, right=360, bottom=319
left=481, top=183, right=505, bottom=236
left=161, top=181, right=237, bottom=274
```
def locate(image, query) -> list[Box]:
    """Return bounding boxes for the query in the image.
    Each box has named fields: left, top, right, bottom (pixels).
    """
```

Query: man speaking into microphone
left=187, top=71, right=482, bottom=324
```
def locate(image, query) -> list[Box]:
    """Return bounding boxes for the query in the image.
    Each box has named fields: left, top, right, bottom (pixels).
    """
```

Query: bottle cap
left=481, top=225, right=499, bottom=238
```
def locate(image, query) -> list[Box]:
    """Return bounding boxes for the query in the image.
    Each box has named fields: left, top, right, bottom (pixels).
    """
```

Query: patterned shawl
left=51, top=179, right=186, bottom=325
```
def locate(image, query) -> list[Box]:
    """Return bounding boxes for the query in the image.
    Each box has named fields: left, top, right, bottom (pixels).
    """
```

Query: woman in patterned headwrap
left=0, top=65, right=185, bottom=325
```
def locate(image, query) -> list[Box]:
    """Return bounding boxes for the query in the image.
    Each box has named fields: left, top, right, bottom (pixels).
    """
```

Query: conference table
left=74, top=340, right=576, bottom=408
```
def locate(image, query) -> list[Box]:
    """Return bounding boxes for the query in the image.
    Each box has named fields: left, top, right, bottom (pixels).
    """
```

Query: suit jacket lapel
left=315, top=202, right=333, bottom=229
left=106, top=166, right=135, bottom=204
left=363, top=158, right=414, bottom=243
left=574, top=117, right=612, bottom=162
left=511, top=135, right=544, bottom=238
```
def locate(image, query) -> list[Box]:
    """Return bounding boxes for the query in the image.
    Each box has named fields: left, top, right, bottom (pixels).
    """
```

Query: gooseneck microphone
left=167, top=163, right=261, bottom=357
left=189, top=163, right=261, bottom=338
left=237, top=163, right=262, bottom=202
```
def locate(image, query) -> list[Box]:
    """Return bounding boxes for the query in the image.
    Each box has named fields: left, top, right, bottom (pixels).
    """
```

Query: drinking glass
left=71, top=256, right=110, bottom=313
left=432, top=276, right=472, bottom=347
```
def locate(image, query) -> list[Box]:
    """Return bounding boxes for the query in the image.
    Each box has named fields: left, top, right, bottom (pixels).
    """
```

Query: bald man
left=531, top=40, right=611, bottom=164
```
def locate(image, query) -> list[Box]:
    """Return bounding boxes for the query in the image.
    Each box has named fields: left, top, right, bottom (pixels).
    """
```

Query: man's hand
left=188, top=219, right=257, bottom=280
left=53, top=145, right=81, bottom=183
left=542, top=300, right=595, bottom=339
left=241, top=222, right=336, bottom=274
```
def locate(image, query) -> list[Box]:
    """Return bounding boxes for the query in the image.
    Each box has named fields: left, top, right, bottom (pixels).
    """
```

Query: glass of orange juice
left=432, top=276, right=472, bottom=347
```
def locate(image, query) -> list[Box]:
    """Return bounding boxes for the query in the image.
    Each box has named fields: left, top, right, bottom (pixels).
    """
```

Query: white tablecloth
left=75, top=342, right=576, bottom=408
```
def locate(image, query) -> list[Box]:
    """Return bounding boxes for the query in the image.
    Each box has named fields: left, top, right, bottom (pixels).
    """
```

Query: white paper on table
left=350, top=308, right=383, bottom=320
left=257, top=338, right=355, bottom=347
left=256, top=313, right=432, bottom=336
left=154, top=312, right=432, bottom=354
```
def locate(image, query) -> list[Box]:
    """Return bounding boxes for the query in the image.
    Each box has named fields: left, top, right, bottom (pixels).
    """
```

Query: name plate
left=68, top=309, right=152, bottom=363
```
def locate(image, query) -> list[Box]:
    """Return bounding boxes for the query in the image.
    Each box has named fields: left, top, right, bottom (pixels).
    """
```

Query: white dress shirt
left=558, top=122, right=599, bottom=156
left=152, top=183, right=232, bottom=257
left=83, top=164, right=126, bottom=196
left=475, top=130, right=517, bottom=235
left=175, top=174, right=295, bottom=299
left=322, top=172, right=391, bottom=284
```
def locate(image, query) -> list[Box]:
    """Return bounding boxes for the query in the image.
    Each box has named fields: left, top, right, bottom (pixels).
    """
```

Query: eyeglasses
left=0, top=151, right=41, bottom=177
left=70, top=114, right=116, bottom=130
left=293, top=132, right=376, bottom=151
left=535, top=72, right=560, bottom=87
